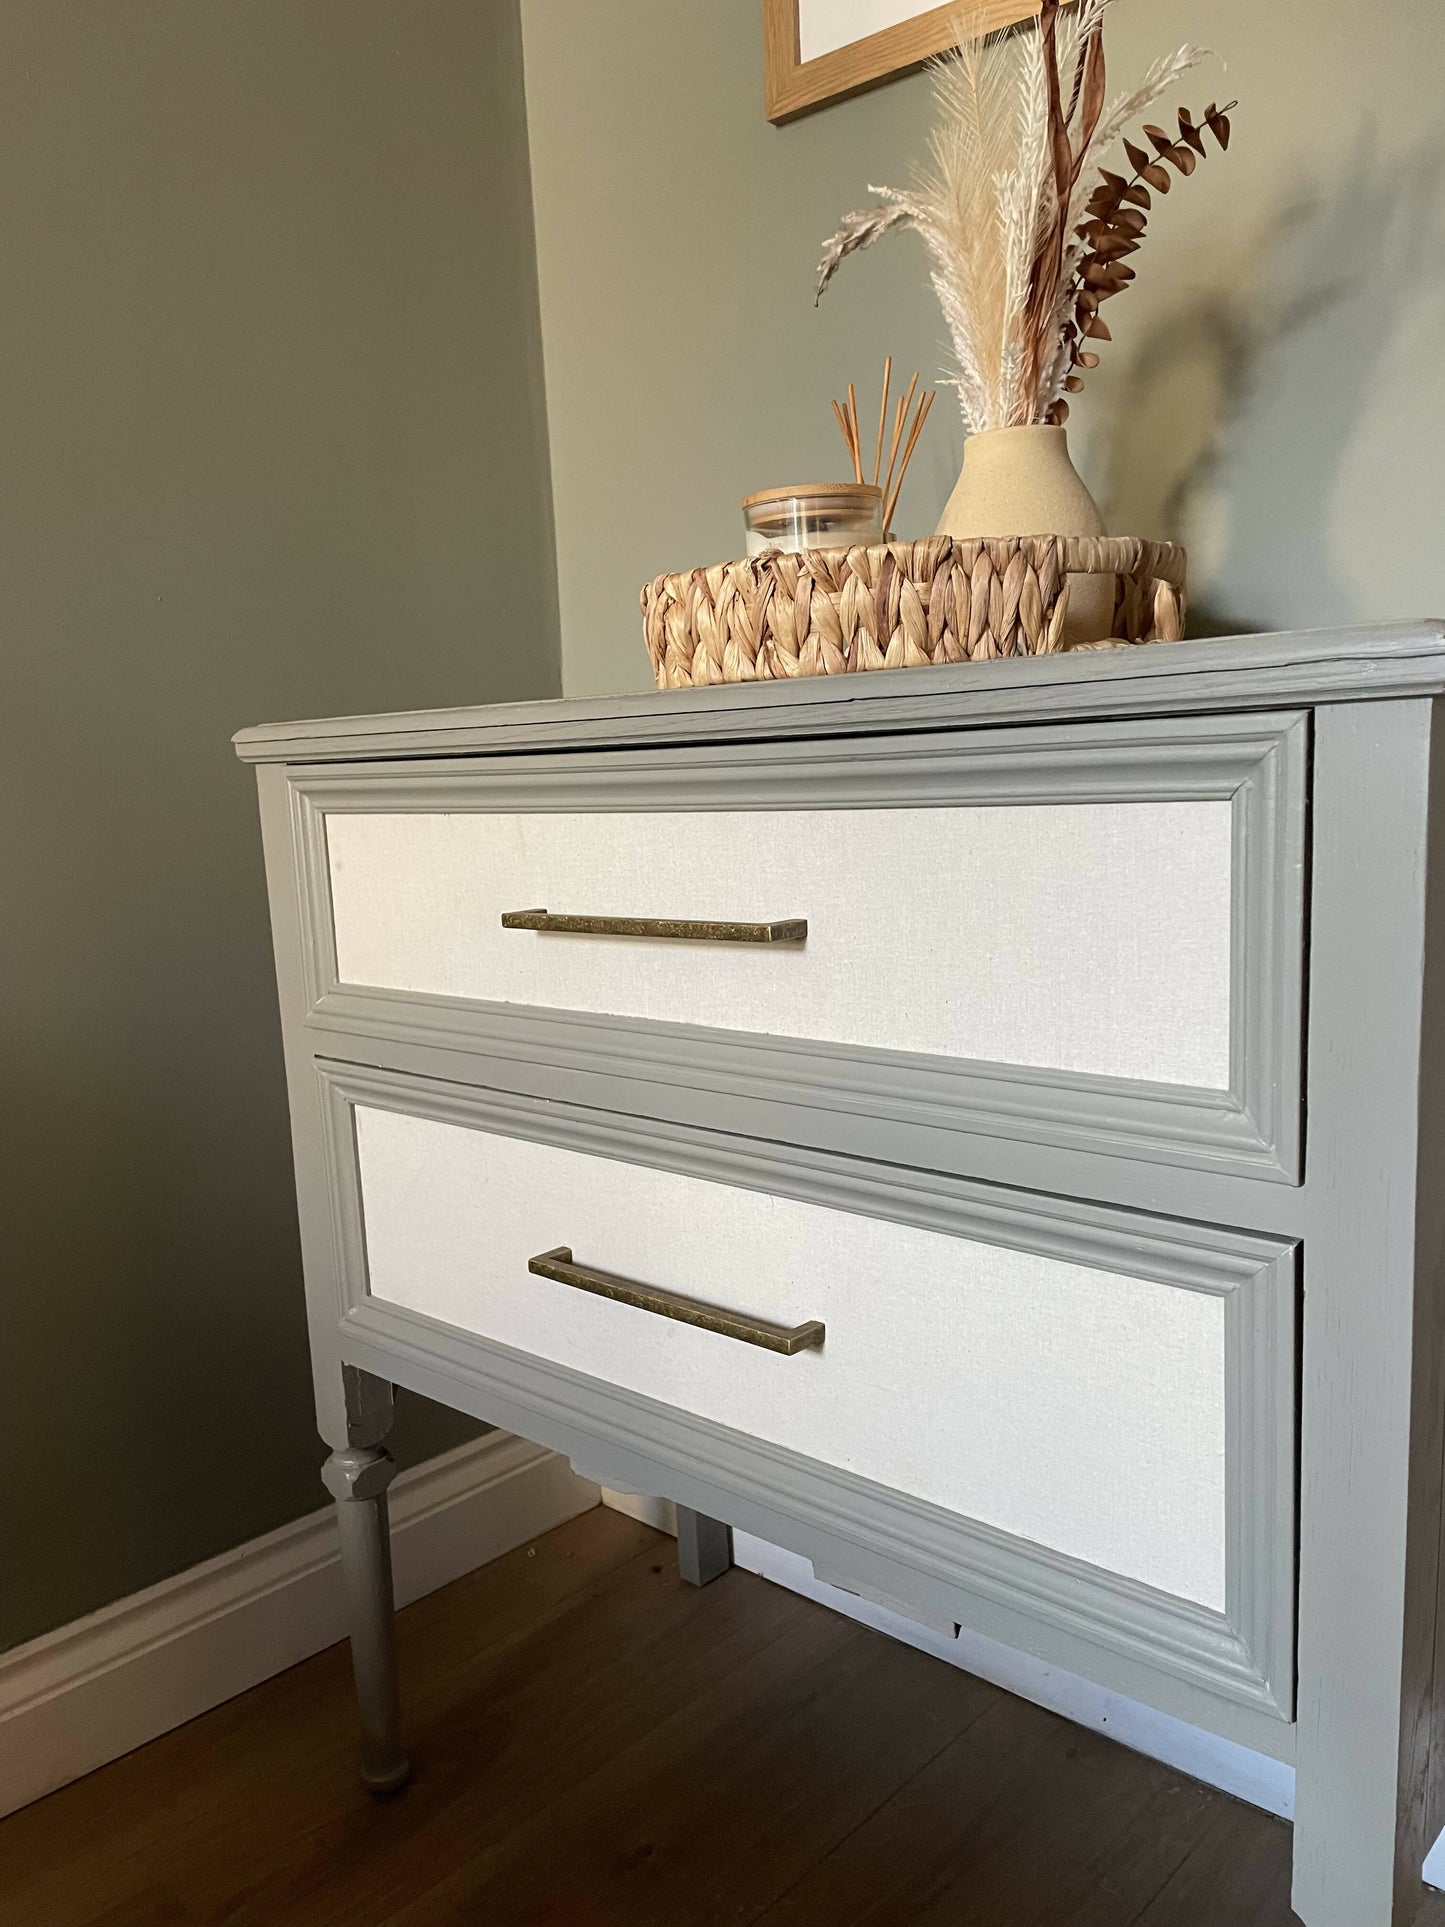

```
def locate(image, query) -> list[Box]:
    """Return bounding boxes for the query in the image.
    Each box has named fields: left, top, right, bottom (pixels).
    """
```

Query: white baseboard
left=600, top=1488, right=676, bottom=1534
left=0, top=1434, right=598, bottom=1821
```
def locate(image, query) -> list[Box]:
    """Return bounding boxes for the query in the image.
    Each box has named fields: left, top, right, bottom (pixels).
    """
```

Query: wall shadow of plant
left=1098, top=124, right=1445, bottom=638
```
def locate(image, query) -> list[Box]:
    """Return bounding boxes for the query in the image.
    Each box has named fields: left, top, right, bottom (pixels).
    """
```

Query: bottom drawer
left=333, top=1068, right=1296, bottom=1734
left=362, top=1102, right=1238, bottom=1604
left=322, top=1061, right=1296, bottom=1735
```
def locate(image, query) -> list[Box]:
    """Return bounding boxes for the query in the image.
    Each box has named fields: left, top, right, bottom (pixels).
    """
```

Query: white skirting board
left=598, top=1494, right=1445, bottom=1883
left=0, top=1435, right=598, bottom=1822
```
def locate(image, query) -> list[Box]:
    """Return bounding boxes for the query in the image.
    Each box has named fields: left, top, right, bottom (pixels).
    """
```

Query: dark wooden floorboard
left=1130, top=1796, right=1300, bottom=1926
left=266, top=1550, right=850, bottom=1927
left=0, top=1505, right=1325, bottom=1926
left=0, top=1506, right=662, bottom=1927
left=754, top=1687, right=1216, bottom=1927
left=390, top=1597, right=996, bottom=1925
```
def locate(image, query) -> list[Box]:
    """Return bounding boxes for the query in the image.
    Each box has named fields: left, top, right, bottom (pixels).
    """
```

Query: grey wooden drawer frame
left=287, top=708, right=1308, bottom=1187
left=317, top=1054, right=1298, bottom=1754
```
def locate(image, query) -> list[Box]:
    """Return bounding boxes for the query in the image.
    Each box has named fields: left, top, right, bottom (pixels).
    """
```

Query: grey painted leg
left=676, top=1506, right=733, bottom=1587
left=322, top=1438, right=409, bottom=1794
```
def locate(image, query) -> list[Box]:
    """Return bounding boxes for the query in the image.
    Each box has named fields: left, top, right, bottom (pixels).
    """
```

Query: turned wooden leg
left=676, top=1506, right=733, bottom=1587
left=321, top=1369, right=409, bottom=1793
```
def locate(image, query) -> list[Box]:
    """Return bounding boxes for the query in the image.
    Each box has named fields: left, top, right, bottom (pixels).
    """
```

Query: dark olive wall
left=0, top=0, right=558, bottom=1648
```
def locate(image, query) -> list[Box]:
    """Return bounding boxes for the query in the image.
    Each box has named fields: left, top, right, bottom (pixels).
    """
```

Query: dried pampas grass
left=816, top=2, right=1234, bottom=434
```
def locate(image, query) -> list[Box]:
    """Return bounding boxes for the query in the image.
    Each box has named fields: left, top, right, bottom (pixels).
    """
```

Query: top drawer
left=289, top=711, right=1307, bottom=1183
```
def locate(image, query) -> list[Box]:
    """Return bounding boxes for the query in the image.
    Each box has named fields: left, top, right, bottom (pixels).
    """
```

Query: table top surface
left=233, top=619, right=1445, bottom=765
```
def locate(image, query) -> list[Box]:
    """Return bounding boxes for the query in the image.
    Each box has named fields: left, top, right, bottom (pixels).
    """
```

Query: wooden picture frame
left=762, top=0, right=1042, bottom=123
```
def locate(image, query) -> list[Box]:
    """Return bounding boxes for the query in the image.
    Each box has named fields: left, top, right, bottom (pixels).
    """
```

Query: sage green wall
left=520, top=0, right=1445, bottom=698
left=0, top=0, right=558, bottom=1649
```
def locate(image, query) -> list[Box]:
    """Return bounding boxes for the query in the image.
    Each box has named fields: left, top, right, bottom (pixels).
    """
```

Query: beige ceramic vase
left=936, top=423, right=1113, bottom=647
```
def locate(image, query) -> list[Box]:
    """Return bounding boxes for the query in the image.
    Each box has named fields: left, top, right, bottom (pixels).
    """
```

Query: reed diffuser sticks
left=832, top=358, right=934, bottom=536
left=833, top=397, right=862, bottom=481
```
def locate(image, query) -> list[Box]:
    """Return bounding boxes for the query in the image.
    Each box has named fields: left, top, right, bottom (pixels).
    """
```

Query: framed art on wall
left=762, top=0, right=1043, bottom=121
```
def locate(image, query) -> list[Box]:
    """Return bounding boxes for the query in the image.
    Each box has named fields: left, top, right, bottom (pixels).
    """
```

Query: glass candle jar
left=742, top=483, right=884, bottom=557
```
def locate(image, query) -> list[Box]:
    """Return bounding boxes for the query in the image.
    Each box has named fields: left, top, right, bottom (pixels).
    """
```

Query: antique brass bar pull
left=527, top=1247, right=825, bottom=1355
left=501, top=908, right=806, bottom=944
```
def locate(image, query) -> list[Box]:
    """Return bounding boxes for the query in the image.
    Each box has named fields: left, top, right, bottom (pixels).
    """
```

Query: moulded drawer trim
left=288, top=709, right=1307, bottom=1184
left=314, top=1056, right=1298, bottom=1736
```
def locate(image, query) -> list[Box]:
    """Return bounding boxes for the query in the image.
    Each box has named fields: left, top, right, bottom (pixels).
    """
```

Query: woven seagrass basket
left=641, top=534, right=1186, bottom=689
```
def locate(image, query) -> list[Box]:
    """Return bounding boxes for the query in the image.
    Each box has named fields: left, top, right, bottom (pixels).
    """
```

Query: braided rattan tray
left=641, top=534, right=1185, bottom=688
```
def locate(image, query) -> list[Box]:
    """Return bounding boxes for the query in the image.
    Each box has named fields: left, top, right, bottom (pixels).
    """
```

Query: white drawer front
left=355, top=1103, right=1231, bottom=1608
left=329, top=800, right=1233, bottom=1089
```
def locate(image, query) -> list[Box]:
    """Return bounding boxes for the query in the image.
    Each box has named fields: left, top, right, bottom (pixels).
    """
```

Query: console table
left=237, top=622, right=1445, bottom=1927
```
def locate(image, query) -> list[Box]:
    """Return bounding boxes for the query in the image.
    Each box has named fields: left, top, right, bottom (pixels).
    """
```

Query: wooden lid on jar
left=741, top=482, right=883, bottom=511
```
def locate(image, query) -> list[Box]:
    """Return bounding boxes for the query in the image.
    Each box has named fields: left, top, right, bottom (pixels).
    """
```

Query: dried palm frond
left=814, top=4, right=1232, bottom=433
left=1090, top=44, right=1209, bottom=159
left=815, top=202, right=915, bottom=304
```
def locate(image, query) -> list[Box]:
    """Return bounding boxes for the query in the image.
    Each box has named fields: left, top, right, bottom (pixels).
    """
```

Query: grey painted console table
left=238, top=622, right=1445, bottom=1927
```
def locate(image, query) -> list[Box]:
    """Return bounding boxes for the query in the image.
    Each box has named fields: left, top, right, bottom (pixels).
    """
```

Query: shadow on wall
left=1101, top=125, right=1445, bottom=639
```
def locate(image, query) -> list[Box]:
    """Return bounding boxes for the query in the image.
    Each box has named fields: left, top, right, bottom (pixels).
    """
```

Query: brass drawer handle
left=527, top=1246, right=825, bottom=1355
left=502, top=908, right=806, bottom=944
